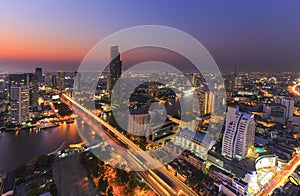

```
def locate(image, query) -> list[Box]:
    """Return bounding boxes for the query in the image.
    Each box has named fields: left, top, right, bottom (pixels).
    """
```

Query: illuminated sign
left=52, top=95, right=59, bottom=100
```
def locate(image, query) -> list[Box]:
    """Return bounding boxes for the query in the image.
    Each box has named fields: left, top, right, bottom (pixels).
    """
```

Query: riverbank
left=0, top=121, right=81, bottom=172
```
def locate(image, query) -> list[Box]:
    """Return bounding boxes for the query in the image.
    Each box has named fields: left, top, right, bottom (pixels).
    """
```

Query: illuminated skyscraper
left=58, top=71, right=65, bottom=91
left=225, top=65, right=238, bottom=94
left=222, top=107, right=255, bottom=160
left=52, top=75, right=57, bottom=88
left=225, top=106, right=239, bottom=126
left=26, top=73, right=39, bottom=111
left=10, top=86, right=29, bottom=124
left=74, top=71, right=81, bottom=91
left=193, top=89, right=204, bottom=117
left=45, top=73, right=52, bottom=87
left=35, top=67, right=42, bottom=86
left=8, top=73, right=38, bottom=111
left=203, top=91, right=215, bottom=115
left=109, top=46, right=122, bottom=91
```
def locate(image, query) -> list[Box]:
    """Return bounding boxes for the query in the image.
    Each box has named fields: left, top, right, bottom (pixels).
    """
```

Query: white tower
left=222, top=108, right=255, bottom=160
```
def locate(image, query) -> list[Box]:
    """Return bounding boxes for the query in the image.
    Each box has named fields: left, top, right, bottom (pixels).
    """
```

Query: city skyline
left=1, top=1, right=300, bottom=72
left=1, top=1, right=300, bottom=196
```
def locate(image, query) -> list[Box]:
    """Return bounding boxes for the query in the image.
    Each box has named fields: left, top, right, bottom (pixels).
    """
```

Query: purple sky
left=0, top=0, right=300, bottom=72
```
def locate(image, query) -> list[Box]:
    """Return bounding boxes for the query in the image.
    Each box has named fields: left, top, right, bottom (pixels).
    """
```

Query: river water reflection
left=0, top=121, right=81, bottom=172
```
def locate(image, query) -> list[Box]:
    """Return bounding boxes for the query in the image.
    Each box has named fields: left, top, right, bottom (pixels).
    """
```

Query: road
left=260, top=154, right=300, bottom=196
left=61, top=94, right=198, bottom=196
left=291, top=83, right=300, bottom=96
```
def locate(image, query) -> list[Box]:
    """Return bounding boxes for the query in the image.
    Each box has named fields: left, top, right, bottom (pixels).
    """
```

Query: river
left=0, top=121, right=82, bottom=172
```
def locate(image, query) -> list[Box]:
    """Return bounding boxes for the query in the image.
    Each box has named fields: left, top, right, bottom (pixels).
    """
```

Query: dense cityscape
left=0, top=45, right=299, bottom=195
left=1, top=1, right=300, bottom=196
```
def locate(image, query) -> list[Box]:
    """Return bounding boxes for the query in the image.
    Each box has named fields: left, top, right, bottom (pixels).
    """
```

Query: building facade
left=109, top=46, right=122, bottom=91
left=58, top=71, right=65, bottom=91
left=275, top=96, right=294, bottom=119
left=8, top=73, right=38, bottom=111
left=174, top=128, right=216, bottom=160
left=10, top=86, right=30, bottom=124
left=222, top=107, right=255, bottom=160
left=35, top=67, right=42, bottom=86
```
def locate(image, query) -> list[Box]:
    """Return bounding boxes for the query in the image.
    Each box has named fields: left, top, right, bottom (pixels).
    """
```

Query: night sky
left=0, top=0, right=300, bottom=72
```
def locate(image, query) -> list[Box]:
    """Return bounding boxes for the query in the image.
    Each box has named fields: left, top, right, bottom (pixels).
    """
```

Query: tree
left=127, top=171, right=140, bottom=193
left=107, top=186, right=114, bottom=196
left=98, top=177, right=108, bottom=193
left=115, top=168, right=129, bottom=185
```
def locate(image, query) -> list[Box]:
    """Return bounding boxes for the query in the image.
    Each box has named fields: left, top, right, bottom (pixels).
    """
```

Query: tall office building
left=225, top=66, right=238, bottom=94
left=193, top=89, right=204, bottom=117
left=26, top=73, right=39, bottom=111
left=10, top=86, right=30, bottom=124
left=109, top=46, right=122, bottom=91
left=35, top=67, right=42, bottom=86
left=8, top=74, right=26, bottom=88
left=52, top=75, right=57, bottom=88
left=106, top=75, right=111, bottom=92
left=203, top=91, right=215, bottom=115
left=8, top=74, right=38, bottom=111
left=222, top=106, right=255, bottom=160
left=74, top=71, right=81, bottom=91
left=45, top=73, right=52, bottom=87
left=225, top=106, right=239, bottom=126
left=58, top=71, right=65, bottom=91
left=275, top=96, right=294, bottom=119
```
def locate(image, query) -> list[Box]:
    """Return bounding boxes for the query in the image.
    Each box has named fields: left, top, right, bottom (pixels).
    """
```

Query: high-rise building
left=45, top=73, right=53, bottom=87
left=58, top=71, right=65, bottom=91
left=26, top=73, right=39, bottom=111
left=8, top=74, right=38, bottom=111
left=8, top=74, right=26, bottom=88
left=193, top=89, right=204, bottom=117
left=74, top=71, right=81, bottom=91
left=222, top=106, right=255, bottom=160
left=275, top=96, right=294, bottom=119
left=203, top=91, right=215, bottom=115
left=225, top=66, right=238, bottom=94
left=52, top=75, right=57, bottom=88
left=193, top=90, right=216, bottom=117
left=109, top=46, right=122, bottom=91
left=106, top=74, right=111, bottom=92
left=225, top=106, right=239, bottom=126
left=35, top=67, right=42, bottom=86
left=10, top=86, right=29, bottom=124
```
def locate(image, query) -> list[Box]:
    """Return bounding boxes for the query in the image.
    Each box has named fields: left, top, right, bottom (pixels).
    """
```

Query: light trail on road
left=291, top=83, right=300, bottom=96
left=61, top=94, right=197, bottom=196
left=260, top=155, right=300, bottom=196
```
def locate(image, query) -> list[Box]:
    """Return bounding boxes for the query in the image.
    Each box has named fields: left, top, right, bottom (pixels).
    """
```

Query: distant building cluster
left=5, top=68, right=81, bottom=125
left=1, top=46, right=300, bottom=196
left=8, top=71, right=40, bottom=124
